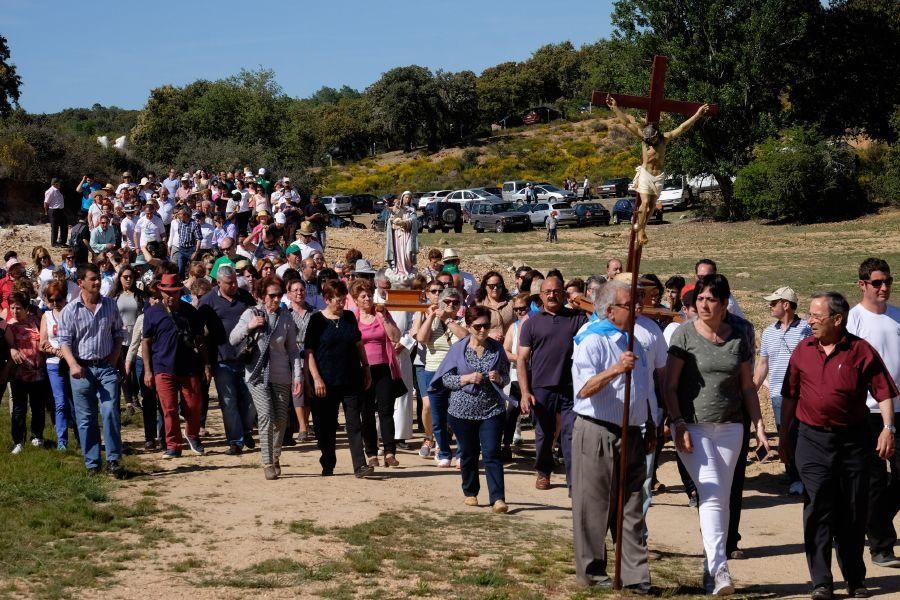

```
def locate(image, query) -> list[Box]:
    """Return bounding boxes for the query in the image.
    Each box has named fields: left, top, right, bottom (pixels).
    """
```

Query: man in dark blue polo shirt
left=198, top=265, right=258, bottom=454
left=517, top=276, right=588, bottom=490
left=781, top=291, right=897, bottom=600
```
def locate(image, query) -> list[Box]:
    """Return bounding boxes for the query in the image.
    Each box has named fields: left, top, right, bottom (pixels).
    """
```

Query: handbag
left=389, top=376, right=408, bottom=398
left=236, top=308, right=263, bottom=365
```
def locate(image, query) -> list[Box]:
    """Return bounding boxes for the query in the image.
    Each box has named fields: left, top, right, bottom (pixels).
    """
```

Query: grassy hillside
left=321, top=115, right=641, bottom=194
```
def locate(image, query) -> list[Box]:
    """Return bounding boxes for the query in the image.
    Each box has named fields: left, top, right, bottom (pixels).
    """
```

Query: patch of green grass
left=171, top=557, right=205, bottom=573
left=0, top=402, right=158, bottom=599
left=288, top=518, right=329, bottom=537
left=319, top=583, right=357, bottom=600
left=455, top=569, right=509, bottom=587
left=198, top=558, right=334, bottom=589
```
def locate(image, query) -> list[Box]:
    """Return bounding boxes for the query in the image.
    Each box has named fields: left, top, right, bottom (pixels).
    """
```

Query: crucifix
left=589, top=56, right=717, bottom=592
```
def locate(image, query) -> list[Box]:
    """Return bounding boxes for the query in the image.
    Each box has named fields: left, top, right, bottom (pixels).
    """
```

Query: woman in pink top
left=350, top=279, right=402, bottom=467
left=5, top=292, right=47, bottom=453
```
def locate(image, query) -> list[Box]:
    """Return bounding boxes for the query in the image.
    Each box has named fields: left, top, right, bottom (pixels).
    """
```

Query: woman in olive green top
left=663, top=274, right=769, bottom=596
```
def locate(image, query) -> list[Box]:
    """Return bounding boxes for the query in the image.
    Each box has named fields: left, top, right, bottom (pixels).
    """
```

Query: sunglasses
left=265, top=292, right=281, bottom=299
left=121, top=274, right=133, bottom=279
left=863, top=277, right=893, bottom=289
left=470, top=323, right=490, bottom=331
left=486, top=283, right=502, bottom=289
left=514, top=306, right=529, bottom=313
left=427, top=288, right=442, bottom=294
left=443, top=299, right=460, bottom=306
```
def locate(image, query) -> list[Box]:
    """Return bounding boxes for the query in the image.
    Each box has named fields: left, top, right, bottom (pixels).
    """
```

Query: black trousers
left=866, top=413, right=899, bottom=557
left=795, top=422, right=871, bottom=589
left=361, top=364, right=396, bottom=456
left=726, top=420, right=751, bottom=554
left=311, top=386, right=365, bottom=472
left=48, top=208, right=67, bottom=246
left=11, top=380, right=47, bottom=444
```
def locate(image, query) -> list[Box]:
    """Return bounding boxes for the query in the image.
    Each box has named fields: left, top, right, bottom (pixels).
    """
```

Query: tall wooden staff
left=612, top=195, right=644, bottom=590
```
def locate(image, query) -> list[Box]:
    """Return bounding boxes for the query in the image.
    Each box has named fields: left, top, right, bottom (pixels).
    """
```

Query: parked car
left=533, top=183, right=576, bottom=201
left=320, top=195, right=354, bottom=217
left=417, top=190, right=452, bottom=210
left=597, top=177, right=631, bottom=198
left=469, top=201, right=532, bottom=233
left=421, top=202, right=463, bottom=234
left=658, top=176, right=693, bottom=210
left=444, top=188, right=502, bottom=206
left=516, top=201, right=578, bottom=228
left=348, top=193, right=379, bottom=214
left=375, top=193, right=395, bottom=212
left=482, top=186, right=503, bottom=199
left=687, top=173, right=735, bottom=196
left=611, top=196, right=663, bottom=225
left=501, top=180, right=529, bottom=202
left=573, top=202, right=610, bottom=227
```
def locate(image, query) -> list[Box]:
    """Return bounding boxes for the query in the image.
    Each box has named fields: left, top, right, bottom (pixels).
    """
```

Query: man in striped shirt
left=753, top=286, right=812, bottom=495
left=173, top=206, right=202, bottom=277
left=57, top=263, right=126, bottom=478
left=569, top=279, right=653, bottom=593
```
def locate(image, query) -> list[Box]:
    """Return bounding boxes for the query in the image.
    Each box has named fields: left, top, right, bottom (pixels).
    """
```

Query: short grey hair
left=374, top=268, right=390, bottom=286
left=217, top=265, right=237, bottom=281
left=585, top=275, right=605, bottom=289
left=439, top=287, right=463, bottom=303
left=811, top=291, right=849, bottom=325
left=591, top=280, right=629, bottom=318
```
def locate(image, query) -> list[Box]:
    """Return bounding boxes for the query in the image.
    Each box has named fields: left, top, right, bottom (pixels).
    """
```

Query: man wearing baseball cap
left=753, top=285, right=811, bottom=495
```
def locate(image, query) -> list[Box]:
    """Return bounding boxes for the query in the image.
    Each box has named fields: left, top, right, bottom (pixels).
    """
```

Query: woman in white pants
left=663, top=274, right=769, bottom=596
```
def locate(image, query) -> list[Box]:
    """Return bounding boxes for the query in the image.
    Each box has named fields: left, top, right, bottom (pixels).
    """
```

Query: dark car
left=371, top=208, right=389, bottom=232
left=349, top=193, right=379, bottom=214
left=573, top=202, right=610, bottom=227
left=422, top=202, right=463, bottom=234
left=611, top=196, right=663, bottom=225
left=470, top=201, right=532, bottom=233
left=375, top=193, right=396, bottom=212
left=598, top=177, right=631, bottom=198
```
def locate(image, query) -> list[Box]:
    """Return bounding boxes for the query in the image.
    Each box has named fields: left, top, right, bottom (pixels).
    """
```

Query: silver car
left=417, top=190, right=452, bottom=210
left=444, top=188, right=502, bottom=206
left=517, top=201, right=578, bottom=227
left=320, top=195, right=353, bottom=217
left=511, top=183, right=574, bottom=203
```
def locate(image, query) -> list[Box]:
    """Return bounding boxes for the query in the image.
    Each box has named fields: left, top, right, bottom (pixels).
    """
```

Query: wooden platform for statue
left=381, top=289, right=429, bottom=312
left=571, top=296, right=683, bottom=326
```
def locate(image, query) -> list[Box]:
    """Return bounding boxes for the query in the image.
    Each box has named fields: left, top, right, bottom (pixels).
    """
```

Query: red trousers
left=154, top=373, right=202, bottom=450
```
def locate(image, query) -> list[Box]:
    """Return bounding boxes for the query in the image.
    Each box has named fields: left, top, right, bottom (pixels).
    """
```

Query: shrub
left=734, top=126, right=866, bottom=222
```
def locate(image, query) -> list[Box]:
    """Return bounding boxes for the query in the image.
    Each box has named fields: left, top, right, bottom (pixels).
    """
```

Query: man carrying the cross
left=606, top=95, right=709, bottom=246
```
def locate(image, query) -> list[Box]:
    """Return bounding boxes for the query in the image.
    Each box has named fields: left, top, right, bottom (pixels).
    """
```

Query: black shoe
left=871, top=552, right=900, bottom=568
left=624, top=582, right=653, bottom=596
left=244, top=436, right=255, bottom=450
left=282, top=437, right=296, bottom=447
left=106, top=460, right=126, bottom=479
left=354, top=465, right=374, bottom=479
left=86, top=466, right=102, bottom=476
left=500, top=446, right=513, bottom=462
left=810, top=585, right=833, bottom=600
left=847, top=583, right=870, bottom=598
left=225, top=443, right=242, bottom=456
left=396, top=440, right=410, bottom=450
left=728, top=548, right=746, bottom=560
left=321, top=468, right=334, bottom=476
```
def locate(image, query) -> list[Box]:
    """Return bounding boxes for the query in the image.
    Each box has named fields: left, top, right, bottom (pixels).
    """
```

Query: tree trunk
left=714, top=172, right=742, bottom=221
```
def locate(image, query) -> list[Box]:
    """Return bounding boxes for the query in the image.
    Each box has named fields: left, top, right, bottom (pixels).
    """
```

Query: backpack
left=68, top=222, right=88, bottom=250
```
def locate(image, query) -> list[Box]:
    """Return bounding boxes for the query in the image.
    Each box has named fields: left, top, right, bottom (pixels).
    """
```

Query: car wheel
left=454, top=225, right=462, bottom=234
left=613, top=213, right=621, bottom=225
left=428, top=227, right=436, bottom=233
left=474, top=221, right=482, bottom=233
left=495, top=221, right=504, bottom=233
left=352, top=208, right=361, bottom=215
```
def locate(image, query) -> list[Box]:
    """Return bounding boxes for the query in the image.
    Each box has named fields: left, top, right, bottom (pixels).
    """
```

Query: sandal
left=418, top=438, right=434, bottom=458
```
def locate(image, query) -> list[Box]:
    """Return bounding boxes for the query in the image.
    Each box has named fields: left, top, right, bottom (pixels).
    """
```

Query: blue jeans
left=425, top=370, right=454, bottom=460
left=134, top=358, right=164, bottom=443
left=448, top=412, right=505, bottom=504
left=70, top=364, right=122, bottom=469
left=47, top=362, right=74, bottom=446
left=213, top=361, right=257, bottom=446
left=174, top=249, right=192, bottom=278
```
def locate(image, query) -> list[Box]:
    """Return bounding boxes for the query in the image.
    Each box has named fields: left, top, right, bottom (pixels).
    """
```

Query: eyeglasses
left=807, top=312, right=835, bottom=322
left=443, top=299, right=460, bottom=306
left=514, top=306, right=529, bottom=313
left=471, top=323, right=490, bottom=331
left=486, top=283, right=502, bottom=290
left=863, top=277, right=893, bottom=289
left=541, top=289, right=564, bottom=296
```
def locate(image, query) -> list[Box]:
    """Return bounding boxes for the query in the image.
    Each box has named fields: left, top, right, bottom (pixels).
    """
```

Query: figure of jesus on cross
left=594, top=56, right=715, bottom=247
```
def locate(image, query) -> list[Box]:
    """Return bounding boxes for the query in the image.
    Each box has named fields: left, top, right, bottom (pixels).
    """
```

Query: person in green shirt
left=210, top=237, right=239, bottom=280
left=255, top=168, right=272, bottom=197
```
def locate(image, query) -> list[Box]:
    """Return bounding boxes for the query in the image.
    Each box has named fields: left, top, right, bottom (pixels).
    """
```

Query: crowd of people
left=0, top=169, right=894, bottom=599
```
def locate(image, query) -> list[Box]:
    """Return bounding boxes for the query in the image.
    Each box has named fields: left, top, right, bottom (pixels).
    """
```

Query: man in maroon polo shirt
left=780, top=291, right=897, bottom=600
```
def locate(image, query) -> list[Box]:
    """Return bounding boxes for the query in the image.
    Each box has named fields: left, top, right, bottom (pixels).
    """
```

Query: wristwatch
left=885, top=424, right=896, bottom=434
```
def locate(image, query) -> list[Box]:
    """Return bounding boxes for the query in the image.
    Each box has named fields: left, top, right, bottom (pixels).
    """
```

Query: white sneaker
left=436, top=457, right=451, bottom=468
left=11, top=444, right=24, bottom=455
left=30, top=438, right=42, bottom=447
left=713, top=563, right=735, bottom=596
left=788, top=481, right=804, bottom=495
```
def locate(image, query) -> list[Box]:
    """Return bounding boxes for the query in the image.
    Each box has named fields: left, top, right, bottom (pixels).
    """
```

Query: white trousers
left=676, top=422, right=743, bottom=577
left=392, top=349, right=414, bottom=440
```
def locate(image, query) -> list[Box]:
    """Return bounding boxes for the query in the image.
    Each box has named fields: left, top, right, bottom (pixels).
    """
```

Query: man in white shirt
left=115, top=171, right=136, bottom=196
left=570, top=279, right=652, bottom=593
left=162, top=168, right=181, bottom=198
left=156, top=188, right=176, bottom=227
left=135, top=201, right=166, bottom=253
left=120, top=205, right=138, bottom=252
left=43, top=177, right=68, bottom=247
left=846, top=257, right=900, bottom=569
left=285, top=222, right=324, bottom=261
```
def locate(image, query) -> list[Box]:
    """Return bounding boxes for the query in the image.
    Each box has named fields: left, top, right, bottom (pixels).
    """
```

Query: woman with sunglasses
left=305, top=279, right=373, bottom=478
left=33, top=246, right=55, bottom=294
left=476, top=271, right=514, bottom=343
left=502, top=292, right=531, bottom=460
left=351, top=278, right=403, bottom=467
left=111, top=266, right=145, bottom=417
left=6, top=292, right=46, bottom=454
left=40, top=282, right=74, bottom=450
left=416, top=287, right=468, bottom=467
left=411, top=280, right=443, bottom=457
left=429, top=305, right=511, bottom=513
left=231, top=275, right=302, bottom=480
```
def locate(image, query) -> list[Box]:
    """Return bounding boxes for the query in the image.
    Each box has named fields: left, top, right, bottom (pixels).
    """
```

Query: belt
left=77, top=358, right=108, bottom=367
left=577, top=414, right=642, bottom=434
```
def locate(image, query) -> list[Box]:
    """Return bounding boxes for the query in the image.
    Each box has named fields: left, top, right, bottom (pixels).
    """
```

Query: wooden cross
left=591, top=55, right=718, bottom=124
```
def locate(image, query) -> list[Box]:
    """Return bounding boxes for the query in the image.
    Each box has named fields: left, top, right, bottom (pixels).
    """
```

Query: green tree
left=476, top=61, right=531, bottom=127
left=610, top=0, right=821, bottom=219
left=522, top=42, right=580, bottom=107
left=0, top=35, right=21, bottom=118
left=434, top=70, right=480, bottom=143
left=368, top=65, right=440, bottom=151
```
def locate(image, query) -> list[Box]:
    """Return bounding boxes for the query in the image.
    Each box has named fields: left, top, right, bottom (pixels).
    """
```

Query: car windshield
left=538, top=184, right=561, bottom=192
left=491, top=203, right=515, bottom=213
left=663, top=177, right=683, bottom=190
left=515, top=205, right=531, bottom=212
left=552, top=203, right=572, bottom=210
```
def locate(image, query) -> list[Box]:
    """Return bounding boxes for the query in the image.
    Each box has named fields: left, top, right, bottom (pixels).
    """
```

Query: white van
left=501, top=180, right=529, bottom=203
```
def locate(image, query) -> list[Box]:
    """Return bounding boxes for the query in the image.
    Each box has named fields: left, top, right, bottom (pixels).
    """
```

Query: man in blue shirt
left=75, top=174, right=101, bottom=211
